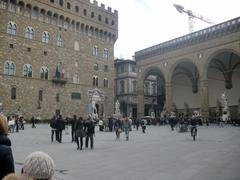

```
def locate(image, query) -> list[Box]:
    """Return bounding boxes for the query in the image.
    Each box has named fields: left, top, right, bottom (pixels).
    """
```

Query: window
left=25, top=26, right=34, bottom=39
left=67, top=2, right=71, bottom=9
left=120, top=65, right=124, bottom=73
left=50, top=0, right=54, bottom=3
left=74, top=41, right=79, bottom=51
left=71, top=92, right=81, bottom=100
left=103, top=48, right=109, bottom=60
left=57, top=35, right=63, bottom=47
left=93, top=63, right=99, bottom=71
left=104, top=65, right=108, bottom=72
left=83, top=9, right=87, bottom=16
left=98, top=15, right=102, bottom=21
left=39, top=90, right=43, bottom=101
left=4, top=61, right=15, bottom=75
left=144, top=82, right=149, bottom=95
left=40, top=67, right=48, bottom=80
left=11, top=87, right=16, bottom=100
left=42, top=31, right=50, bottom=43
left=73, top=73, right=79, bottom=84
left=105, top=18, right=109, bottom=24
left=59, top=0, right=63, bottom=6
left=103, top=78, right=108, bottom=88
left=56, top=93, right=60, bottom=102
left=23, top=64, right=32, bottom=77
left=9, top=44, right=13, bottom=48
left=93, top=76, right=98, bottom=87
left=133, top=80, right=137, bottom=93
left=120, top=80, right=125, bottom=94
left=131, top=65, right=136, bottom=72
left=112, top=20, right=115, bottom=25
left=152, top=83, right=157, bottom=95
left=75, top=6, right=79, bottom=13
left=91, top=12, right=94, bottom=18
left=27, top=47, right=31, bottom=52
left=7, top=21, right=16, bottom=35
left=93, top=46, right=98, bottom=57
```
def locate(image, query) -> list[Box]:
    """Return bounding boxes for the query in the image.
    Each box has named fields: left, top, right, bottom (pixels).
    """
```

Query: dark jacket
left=75, top=120, right=85, bottom=137
left=0, top=134, right=15, bottom=179
left=84, top=120, right=95, bottom=135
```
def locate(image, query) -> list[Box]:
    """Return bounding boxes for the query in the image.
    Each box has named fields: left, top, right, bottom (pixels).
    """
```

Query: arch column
left=165, top=82, right=173, bottom=113
left=137, top=88, right=144, bottom=118
left=200, top=79, right=209, bottom=117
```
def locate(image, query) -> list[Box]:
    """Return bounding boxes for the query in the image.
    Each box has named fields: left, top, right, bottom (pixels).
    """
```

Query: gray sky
left=96, top=0, right=240, bottom=59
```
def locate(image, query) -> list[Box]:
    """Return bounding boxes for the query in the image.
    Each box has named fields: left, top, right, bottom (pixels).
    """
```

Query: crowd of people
left=1, top=109, right=239, bottom=179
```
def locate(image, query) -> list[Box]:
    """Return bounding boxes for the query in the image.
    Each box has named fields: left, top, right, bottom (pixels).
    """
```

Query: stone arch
left=167, top=58, right=200, bottom=83
left=139, top=66, right=166, bottom=117
left=202, top=48, right=240, bottom=80
left=205, top=49, right=240, bottom=119
left=170, top=60, right=201, bottom=114
left=70, top=20, right=75, bottom=31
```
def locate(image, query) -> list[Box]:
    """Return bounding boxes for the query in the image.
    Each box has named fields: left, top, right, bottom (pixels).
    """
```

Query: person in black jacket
left=0, top=114, right=15, bottom=179
left=84, top=118, right=95, bottom=149
left=56, top=115, right=65, bottom=143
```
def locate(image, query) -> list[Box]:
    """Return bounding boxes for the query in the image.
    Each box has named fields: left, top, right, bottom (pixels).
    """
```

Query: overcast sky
left=96, top=0, right=240, bottom=59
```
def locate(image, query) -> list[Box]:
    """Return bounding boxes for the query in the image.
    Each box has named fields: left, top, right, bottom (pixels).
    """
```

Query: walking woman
left=0, top=114, right=15, bottom=179
left=75, top=117, right=85, bottom=150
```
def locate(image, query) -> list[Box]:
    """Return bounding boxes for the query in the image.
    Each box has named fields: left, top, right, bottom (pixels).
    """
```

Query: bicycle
left=191, top=126, right=197, bottom=141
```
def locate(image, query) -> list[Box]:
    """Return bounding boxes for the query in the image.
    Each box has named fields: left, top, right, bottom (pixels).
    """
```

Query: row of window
left=10, top=87, right=81, bottom=102
left=1, top=2, right=116, bottom=43
left=118, top=80, right=157, bottom=95
left=117, top=64, right=136, bottom=73
left=7, top=21, right=109, bottom=59
left=3, top=61, right=109, bottom=88
left=49, top=0, right=115, bottom=26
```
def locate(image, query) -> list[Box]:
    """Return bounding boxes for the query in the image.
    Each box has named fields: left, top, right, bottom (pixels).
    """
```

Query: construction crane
left=173, top=4, right=215, bottom=33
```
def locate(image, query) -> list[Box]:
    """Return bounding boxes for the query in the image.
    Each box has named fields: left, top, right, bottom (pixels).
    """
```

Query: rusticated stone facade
left=0, top=0, right=118, bottom=120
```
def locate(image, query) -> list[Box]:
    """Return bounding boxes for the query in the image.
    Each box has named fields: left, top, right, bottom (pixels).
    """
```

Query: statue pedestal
left=113, top=113, right=122, bottom=119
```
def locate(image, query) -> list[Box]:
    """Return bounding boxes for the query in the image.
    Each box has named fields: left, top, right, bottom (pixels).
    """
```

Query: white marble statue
left=115, top=100, right=120, bottom=114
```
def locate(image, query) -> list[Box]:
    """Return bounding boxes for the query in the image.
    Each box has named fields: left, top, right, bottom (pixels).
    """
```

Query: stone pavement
left=9, top=124, right=240, bottom=180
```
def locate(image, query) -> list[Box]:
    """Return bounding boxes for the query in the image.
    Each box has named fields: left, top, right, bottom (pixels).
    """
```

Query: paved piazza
left=9, top=124, right=240, bottom=180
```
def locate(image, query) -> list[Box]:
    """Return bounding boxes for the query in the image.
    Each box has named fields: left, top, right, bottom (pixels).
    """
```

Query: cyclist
left=190, top=117, right=198, bottom=136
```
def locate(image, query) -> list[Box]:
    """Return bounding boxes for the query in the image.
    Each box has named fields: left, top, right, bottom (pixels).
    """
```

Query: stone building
left=114, top=58, right=159, bottom=119
left=135, top=17, right=240, bottom=120
left=0, top=0, right=118, bottom=120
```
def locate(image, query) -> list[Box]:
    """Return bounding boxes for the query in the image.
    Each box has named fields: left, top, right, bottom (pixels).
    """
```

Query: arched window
left=4, top=61, right=15, bottom=75
left=93, top=63, right=98, bottom=71
left=93, top=76, right=98, bottom=87
left=25, top=26, right=34, bottom=39
left=93, top=46, right=98, bottom=57
left=23, top=64, right=32, bottom=77
left=42, top=31, right=50, bottom=43
left=40, top=66, right=48, bottom=80
left=57, top=35, right=63, bottom=47
left=75, top=6, right=79, bottom=13
left=7, top=21, right=17, bottom=35
left=59, top=0, right=63, bottom=6
left=83, top=9, right=87, bottom=16
left=104, top=78, right=108, bottom=88
left=67, top=2, right=71, bottom=9
left=120, top=80, right=125, bottom=94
